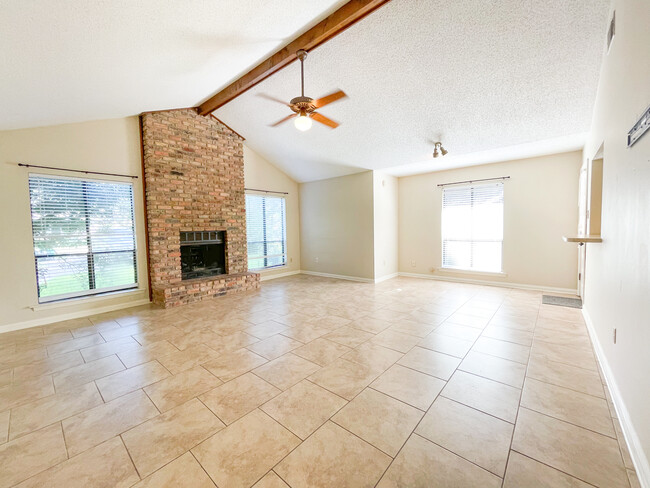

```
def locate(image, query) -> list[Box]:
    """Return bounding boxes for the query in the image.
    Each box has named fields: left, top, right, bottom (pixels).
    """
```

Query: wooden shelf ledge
left=563, top=236, right=603, bottom=243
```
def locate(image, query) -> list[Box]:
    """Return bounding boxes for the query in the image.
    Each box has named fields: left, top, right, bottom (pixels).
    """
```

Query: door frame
left=577, top=160, right=588, bottom=298
left=578, top=143, right=604, bottom=299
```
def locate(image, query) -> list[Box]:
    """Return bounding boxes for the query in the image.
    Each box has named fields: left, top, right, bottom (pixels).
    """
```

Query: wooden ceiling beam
left=196, top=0, right=391, bottom=116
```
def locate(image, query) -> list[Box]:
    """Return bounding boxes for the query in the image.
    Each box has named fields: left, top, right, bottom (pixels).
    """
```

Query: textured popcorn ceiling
left=0, top=0, right=346, bottom=130
left=0, top=0, right=609, bottom=180
left=215, top=0, right=610, bottom=181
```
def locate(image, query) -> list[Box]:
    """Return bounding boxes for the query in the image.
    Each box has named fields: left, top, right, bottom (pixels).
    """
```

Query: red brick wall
left=140, top=109, right=258, bottom=306
left=152, top=272, right=260, bottom=308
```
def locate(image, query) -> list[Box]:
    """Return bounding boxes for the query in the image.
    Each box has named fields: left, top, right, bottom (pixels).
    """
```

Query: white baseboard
left=398, top=272, right=577, bottom=295
left=0, top=298, right=151, bottom=335
left=264, top=270, right=397, bottom=284
left=582, top=308, right=650, bottom=487
left=300, top=270, right=375, bottom=283
left=259, top=270, right=302, bottom=282
left=375, top=272, right=399, bottom=283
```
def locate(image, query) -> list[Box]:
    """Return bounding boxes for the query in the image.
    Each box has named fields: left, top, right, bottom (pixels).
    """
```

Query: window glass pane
left=473, top=203, right=503, bottom=240
left=245, top=195, right=265, bottom=249
left=87, top=182, right=136, bottom=252
left=266, top=255, right=284, bottom=267
left=266, top=241, right=284, bottom=257
left=246, top=194, right=287, bottom=270
left=94, top=251, right=137, bottom=289
left=29, top=178, right=88, bottom=255
left=247, top=242, right=265, bottom=260
left=29, top=174, right=138, bottom=302
left=36, top=255, right=90, bottom=298
left=471, top=242, right=502, bottom=273
left=442, top=241, right=472, bottom=269
left=248, top=257, right=265, bottom=270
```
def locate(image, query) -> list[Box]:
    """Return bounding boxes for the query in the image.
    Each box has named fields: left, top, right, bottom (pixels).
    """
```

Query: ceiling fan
left=260, top=49, right=347, bottom=131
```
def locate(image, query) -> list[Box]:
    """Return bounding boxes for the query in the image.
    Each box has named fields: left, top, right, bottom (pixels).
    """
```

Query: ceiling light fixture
left=433, top=141, right=448, bottom=158
left=261, top=49, right=347, bottom=130
left=294, top=110, right=313, bottom=131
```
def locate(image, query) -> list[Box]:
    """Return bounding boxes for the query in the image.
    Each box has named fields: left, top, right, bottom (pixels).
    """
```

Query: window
left=28, top=174, right=138, bottom=302
left=441, top=182, right=504, bottom=273
left=246, top=194, right=286, bottom=270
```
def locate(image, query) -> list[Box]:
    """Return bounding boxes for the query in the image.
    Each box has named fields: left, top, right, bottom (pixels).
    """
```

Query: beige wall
left=0, top=117, right=149, bottom=330
left=582, top=0, right=650, bottom=478
left=373, top=171, right=399, bottom=280
left=300, top=171, right=375, bottom=280
left=398, top=152, right=581, bottom=292
left=243, top=145, right=301, bottom=278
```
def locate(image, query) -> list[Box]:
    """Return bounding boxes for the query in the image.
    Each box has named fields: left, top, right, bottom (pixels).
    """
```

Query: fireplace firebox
left=180, top=231, right=226, bottom=280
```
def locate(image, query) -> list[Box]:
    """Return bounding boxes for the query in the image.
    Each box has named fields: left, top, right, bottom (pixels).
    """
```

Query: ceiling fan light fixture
left=263, top=49, right=346, bottom=130
left=294, top=112, right=312, bottom=131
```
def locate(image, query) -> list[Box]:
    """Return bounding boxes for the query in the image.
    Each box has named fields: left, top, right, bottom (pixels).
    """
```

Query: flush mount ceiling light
left=433, top=141, right=448, bottom=158
left=259, top=49, right=348, bottom=131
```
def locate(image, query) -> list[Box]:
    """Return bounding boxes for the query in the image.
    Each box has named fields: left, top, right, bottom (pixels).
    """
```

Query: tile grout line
left=500, top=291, right=542, bottom=488
left=119, top=432, right=144, bottom=480
left=189, top=449, right=220, bottom=487
left=0, top=278, right=628, bottom=487
left=371, top=285, right=496, bottom=487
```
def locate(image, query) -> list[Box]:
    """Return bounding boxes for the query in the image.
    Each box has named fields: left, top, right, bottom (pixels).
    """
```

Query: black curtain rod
left=245, top=187, right=288, bottom=195
left=18, top=163, right=138, bottom=179
left=437, top=176, right=510, bottom=187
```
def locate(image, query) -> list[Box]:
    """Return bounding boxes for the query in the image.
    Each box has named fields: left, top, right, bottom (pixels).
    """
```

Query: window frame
left=28, top=173, right=139, bottom=303
left=440, top=182, right=505, bottom=274
left=245, top=192, right=288, bottom=271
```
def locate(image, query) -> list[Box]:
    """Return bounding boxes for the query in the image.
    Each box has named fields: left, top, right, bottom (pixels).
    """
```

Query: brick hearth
left=140, top=109, right=259, bottom=307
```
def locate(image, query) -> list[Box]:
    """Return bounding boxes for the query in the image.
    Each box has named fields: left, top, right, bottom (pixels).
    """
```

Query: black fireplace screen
left=180, top=231, right=226, bottom=280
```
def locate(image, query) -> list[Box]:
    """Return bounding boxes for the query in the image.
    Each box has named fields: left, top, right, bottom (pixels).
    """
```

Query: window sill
left=250, top=265, right=288, bottom=273
left=436, top=267, right=508, bottom=278
left=30, top=288, right=148, bottom=312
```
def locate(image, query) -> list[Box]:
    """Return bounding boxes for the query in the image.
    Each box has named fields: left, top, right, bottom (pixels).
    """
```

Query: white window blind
left=246, top=194, right=286, bottom=270
left=441, top=182, right=504, bottom=273
left=28, top=174, right=138, bottom=303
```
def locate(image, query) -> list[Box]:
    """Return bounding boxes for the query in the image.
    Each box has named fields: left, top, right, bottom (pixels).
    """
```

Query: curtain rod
left=18, top=163, right=138, bottom=179
left=437, top=176, right=510, bottom=187
left=245, top=188, right=289, bottom=195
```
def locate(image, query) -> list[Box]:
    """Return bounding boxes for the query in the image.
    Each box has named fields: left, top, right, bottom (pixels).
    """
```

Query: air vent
left=607, top=11, right=615, bottom=51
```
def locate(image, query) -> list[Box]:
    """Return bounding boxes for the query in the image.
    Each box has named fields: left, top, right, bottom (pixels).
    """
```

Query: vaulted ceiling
left=0, top=0, right=346, bottom=130
left=1, top=0, right=609, bottom=181
left=215, top=0, right=610, bottom=181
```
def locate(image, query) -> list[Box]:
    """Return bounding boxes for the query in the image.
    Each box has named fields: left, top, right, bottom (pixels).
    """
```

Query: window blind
left=246, top=194, right=287, bottom=270
left=28, top=174, right=138, bottom=302
left=441, top=182, right=504, bottom=273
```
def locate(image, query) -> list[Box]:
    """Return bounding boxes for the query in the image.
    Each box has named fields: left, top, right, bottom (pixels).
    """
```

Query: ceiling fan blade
left=258, top=93, right=290, bottom=106
left=312, top=90, right=347, bottom=108
left=311, top=112, right=339, bottom=129
left=269, top=113, right=297, bottom=127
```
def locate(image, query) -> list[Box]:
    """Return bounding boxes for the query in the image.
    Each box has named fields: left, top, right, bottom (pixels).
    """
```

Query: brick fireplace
left=140, top=109, right=259, bottom=308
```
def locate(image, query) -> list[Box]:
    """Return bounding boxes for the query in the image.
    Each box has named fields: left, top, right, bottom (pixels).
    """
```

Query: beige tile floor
left=0, top=275, right=640, bottom=488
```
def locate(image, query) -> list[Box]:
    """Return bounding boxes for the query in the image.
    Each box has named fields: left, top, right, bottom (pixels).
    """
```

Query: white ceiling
left=0, top=0, right=347, bottom=130
left=215, top=0, right=610, bottom=181
left=1, top=0, right=609, bottom=181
